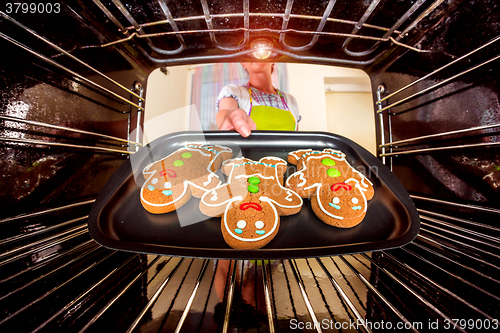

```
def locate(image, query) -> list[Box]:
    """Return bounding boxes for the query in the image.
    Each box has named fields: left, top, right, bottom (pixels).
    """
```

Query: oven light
left=251, top=39, right=273, bottom=59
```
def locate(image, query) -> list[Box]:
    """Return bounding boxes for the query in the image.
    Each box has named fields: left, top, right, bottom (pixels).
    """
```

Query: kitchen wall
left=286, top=63, right=375, bottom=154
left=142, top=66, right=192, bottom=145
left=143, top=63, right=376, bottom=155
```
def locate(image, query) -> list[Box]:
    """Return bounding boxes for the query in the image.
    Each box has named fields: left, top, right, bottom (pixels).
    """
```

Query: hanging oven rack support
left=0, top=11, right=144, bottom=155
left=86, top=0, right=435, bottom=66
left=0, top=11, right=145, bottom=105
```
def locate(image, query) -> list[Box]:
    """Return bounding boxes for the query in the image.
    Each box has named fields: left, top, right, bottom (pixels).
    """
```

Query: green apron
left=247, top=86, right=297, bottom=131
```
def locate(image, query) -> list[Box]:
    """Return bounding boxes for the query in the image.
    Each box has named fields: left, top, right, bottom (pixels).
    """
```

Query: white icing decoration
left=332, top=197, right=340, bottom=204
left=315, top=186, right=344, bottom=220
left=141, top=180, right=188, bottom=207
left=255, top=220, right=264, bottom=229
left=286, top=153, right=342, bottom=189
left=285, top=149, right=373, bottom=220
left=164, top=182, right=172, bottom=189
left=259, top=195, right=302, bottom=209
left=201, top=155, right=303, bottom=241
left=235, top=173, right=274, bottom=180
left=289, top=149, right=312, bottom=160
left=304, top=183, right=321, bottom=191
left=352, top=197, right=359, bottom=204
left=312, top=178, right=369, bottom=219
left=223, top=196, right=278, bottom=242
left=223, top=156, right=287, bottom=168
left=285, top=191, right=293, bottom=202
left=305, top=154, right=344, bottom=163
left=237, top=220, right=247, bottom=229
left=210, top=190, right=218, bottom=201
left=286, top=149, right=373, bottom=198
left=140, top=144, right=231, bottom=208
left=203, top=173, right=216, bottom=186
left=151, top=178, right=158, bottom=185
left=296, top=172, right=307, bottom=187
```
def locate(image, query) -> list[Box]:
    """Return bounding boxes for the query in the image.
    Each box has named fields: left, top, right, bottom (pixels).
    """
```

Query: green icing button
left=248, top=184, right=260, bottom=193
left=327, top=168, right=341, bottom=177
left=181, top=152, right=192, bottom=158
left=173, top=160, right=184, bottom=167
left=248, top=176, right=261, bottom=185
left=321, top=158, right=336, bottom=166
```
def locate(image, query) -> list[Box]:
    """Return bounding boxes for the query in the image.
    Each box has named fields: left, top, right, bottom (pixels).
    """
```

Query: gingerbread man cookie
left=140, top=144, right=232, bottom=214
left=200, top=157, right=303, bottom=249
left=286, top=149, right=374, bottom=228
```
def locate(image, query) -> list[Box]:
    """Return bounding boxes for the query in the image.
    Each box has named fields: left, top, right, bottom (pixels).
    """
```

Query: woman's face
left=241, top=62, right=273, bottom=74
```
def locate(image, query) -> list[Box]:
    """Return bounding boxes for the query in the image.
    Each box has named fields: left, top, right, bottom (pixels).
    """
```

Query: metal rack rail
left=87, top=0, right=438, bottom=65
left=0, top=10, right=145, bottom=153
left=375, top=35, right=500, bottom=157
left=0, top=115, right=141, bottom=147
left=0, top=10, right=144, bottom=104
left=0, top=207, right=498, bottom=332
left=0, top=30, right=143, bottom=111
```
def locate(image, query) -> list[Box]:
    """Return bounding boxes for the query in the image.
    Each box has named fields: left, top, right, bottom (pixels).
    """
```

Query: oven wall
left=368, top=3, right=500, bottom=221
left=0, top=6, right=152, bottom=330
left=365, top=0, right=500, bottom=324
left=143, top=66, right=192, bottom=144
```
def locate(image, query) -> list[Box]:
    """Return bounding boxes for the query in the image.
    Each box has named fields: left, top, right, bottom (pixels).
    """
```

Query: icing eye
left=332, top=197, right=340, bottom=204
left=151, top=178, right=158, bottom=185
left=181, top=152, right=192, bottom=158
left=173, top=160, right=184, bottom=167
left=164, top=182, right=172, bottom=189
left=236, top=220, right=247, bottom=229
left=255, top=221, right=264, bottom=229
left=352, top=198, right=359, bottom=204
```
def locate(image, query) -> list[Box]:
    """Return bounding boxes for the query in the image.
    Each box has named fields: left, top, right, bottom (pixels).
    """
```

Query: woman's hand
left=216, top=97, right=256, bottom=137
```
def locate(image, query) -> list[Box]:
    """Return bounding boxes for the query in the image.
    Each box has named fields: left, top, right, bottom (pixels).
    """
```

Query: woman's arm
left=217, top=97, right=256, bottom=137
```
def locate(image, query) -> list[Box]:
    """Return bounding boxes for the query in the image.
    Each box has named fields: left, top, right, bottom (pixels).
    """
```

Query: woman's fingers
left=219, top=109, right=255, bottom=137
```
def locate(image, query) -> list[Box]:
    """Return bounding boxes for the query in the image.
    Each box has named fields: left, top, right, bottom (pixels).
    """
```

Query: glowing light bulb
left=251, top=39, right=273, bottom=59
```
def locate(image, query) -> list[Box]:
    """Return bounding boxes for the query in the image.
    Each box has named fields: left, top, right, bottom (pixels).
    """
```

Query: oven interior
left=0, top=0, right=499, bottom=332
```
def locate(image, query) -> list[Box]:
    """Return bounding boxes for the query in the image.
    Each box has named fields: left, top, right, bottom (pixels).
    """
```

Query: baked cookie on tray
left=140, top=144, right=232, bottom=214
left=200, top=157, right=303, bottom=249
left=285, top=149, right=374, bottom=228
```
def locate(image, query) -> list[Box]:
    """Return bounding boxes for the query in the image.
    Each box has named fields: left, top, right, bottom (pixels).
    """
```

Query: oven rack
left=0, top=115, right=140, bottom=155
left=374, top=35, right=500, bottom=165
left=0, top=11, right=144, bottom=154
left=86, top=0, right=440, bottom=66
left=0, top=204, right=498, bottom=332
left=0, top=11, right=144, bottom=105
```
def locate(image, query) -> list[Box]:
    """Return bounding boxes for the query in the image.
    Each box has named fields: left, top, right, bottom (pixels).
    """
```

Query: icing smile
left=331, top=183, right=352, bottom=192
left=352, top=206, right=362, bottom=210
left=240, top=202, right=262, bottom=211
left=329, top=203, right=341, bottom=210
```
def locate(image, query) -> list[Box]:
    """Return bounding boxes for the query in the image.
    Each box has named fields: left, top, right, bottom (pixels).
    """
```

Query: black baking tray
left=88, top=131, right=420, bottom=259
